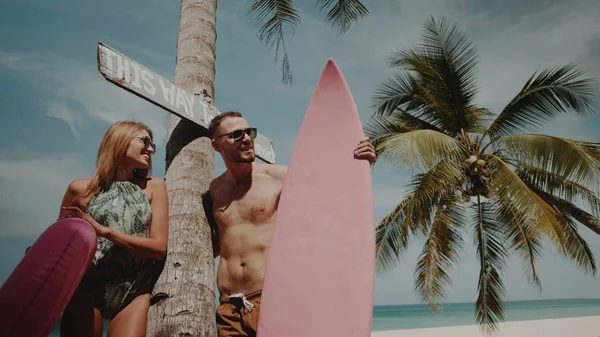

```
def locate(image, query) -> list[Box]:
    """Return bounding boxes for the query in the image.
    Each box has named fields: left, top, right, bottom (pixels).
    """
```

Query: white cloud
left=44, top=101, right=82, bottom=139
left=0, top=147, right=91, bottom=237
left=0, top=51, right=169, bottom=148
left=0, top=50, right=44, bottom=71
left=471, top=3, right=600, bottom=100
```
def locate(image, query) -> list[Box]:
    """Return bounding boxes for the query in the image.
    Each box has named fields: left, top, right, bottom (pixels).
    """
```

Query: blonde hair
left=84, top=121, right=154, bottom=198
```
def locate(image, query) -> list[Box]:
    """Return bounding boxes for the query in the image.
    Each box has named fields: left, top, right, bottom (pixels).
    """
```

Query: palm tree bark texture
left=146, top=1, right=217, bottom=336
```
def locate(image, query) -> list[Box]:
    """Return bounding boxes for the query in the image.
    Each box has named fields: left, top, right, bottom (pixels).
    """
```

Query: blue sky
left=1, top=0, right=600, bottom=306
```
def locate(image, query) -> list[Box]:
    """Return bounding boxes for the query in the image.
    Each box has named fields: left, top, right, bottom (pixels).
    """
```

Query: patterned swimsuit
left=80, top=180, right=157, bottom=319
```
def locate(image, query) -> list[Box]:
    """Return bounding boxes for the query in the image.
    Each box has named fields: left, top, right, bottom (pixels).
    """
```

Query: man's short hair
left=208, top=111, right=244, bottom=139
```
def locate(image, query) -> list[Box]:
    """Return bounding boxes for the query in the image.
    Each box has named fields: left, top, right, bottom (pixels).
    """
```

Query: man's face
left=213, top=116, right=256, bottom=164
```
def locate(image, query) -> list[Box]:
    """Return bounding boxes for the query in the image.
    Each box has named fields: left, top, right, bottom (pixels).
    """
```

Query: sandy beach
left=371, top=315, right=600, bottom=337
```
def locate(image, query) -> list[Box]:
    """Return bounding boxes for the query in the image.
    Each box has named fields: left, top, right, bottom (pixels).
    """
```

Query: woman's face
left=125, top=130, right=155, bottom=169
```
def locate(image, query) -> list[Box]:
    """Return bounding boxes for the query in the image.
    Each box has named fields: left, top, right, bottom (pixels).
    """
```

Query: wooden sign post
left=97, top=42, right=277, bottom=163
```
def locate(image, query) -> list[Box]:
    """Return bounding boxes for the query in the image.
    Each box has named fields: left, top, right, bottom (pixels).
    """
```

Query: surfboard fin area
left=257, top=59, right=376, bottom=337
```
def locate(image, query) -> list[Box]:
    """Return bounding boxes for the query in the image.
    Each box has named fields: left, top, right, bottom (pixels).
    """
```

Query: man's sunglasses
left=216, top=128, right=257, bottom=142
left=133, top=136, right=156, bottom=150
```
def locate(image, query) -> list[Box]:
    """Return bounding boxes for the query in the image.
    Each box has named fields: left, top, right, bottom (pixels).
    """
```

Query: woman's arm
left=62, top=177, right=169, bottom=260
left=59, top=179, right=91, bottom=218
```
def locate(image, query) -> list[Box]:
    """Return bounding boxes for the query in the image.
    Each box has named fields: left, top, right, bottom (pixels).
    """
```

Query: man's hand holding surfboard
left=354, top=136, right=376, bottom=163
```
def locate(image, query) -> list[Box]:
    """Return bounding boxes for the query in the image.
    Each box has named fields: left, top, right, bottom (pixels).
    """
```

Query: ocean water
left=371, top=298, right=600, bottom=331
left=48, top=298, right=600, bottom=335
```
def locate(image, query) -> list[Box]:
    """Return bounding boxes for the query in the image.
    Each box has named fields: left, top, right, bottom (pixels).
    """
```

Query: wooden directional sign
left=96, top=42, right=277, bottom=164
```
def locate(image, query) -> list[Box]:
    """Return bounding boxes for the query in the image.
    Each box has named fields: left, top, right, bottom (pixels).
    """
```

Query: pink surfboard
left=257, top=60, right=376, bottom=337
left=0, top=218, right=97, bottom=337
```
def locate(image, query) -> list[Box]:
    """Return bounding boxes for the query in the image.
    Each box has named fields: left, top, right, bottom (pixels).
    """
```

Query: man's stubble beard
left=238, top=153, right=256, bottom=163
left=237, top=141, right=255, bottom=163
left=226, top=150, right=256, bottom=164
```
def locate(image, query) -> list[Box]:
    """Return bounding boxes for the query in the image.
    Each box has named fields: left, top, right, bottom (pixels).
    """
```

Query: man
left=203, top=111, right=375, bottom=337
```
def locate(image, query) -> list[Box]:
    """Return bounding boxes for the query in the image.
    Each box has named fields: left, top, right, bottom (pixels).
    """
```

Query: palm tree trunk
left=146, top=0, right=218, bottom=336
left=530, top=186, right=600, bottom=235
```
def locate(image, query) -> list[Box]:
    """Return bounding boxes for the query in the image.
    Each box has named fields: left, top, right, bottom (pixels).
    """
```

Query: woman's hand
left=61, top=206, right=109, bottom=238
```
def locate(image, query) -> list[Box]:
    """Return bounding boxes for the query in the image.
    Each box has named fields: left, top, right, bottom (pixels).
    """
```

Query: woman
left=59, top=121, right=168, bottom=337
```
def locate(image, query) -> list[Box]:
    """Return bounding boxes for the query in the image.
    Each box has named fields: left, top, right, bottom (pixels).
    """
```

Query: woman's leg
left=60, top=287, right=103, bottom=337
left=106, top=293, right=150, bottom=337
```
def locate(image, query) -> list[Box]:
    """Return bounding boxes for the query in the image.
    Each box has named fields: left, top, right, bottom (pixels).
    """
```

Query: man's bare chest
left=213, top=179, right=281, bottom=226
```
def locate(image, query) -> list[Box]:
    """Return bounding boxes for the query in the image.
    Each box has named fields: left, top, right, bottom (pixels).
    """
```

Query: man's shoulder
left=262, top=163, right=287, bottom=180
left=208, top=172, right=226, bottom=192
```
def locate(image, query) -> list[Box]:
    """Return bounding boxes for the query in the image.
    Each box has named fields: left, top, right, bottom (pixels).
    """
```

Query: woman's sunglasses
left=133, top=136, right=156, bottom=150
left=216, top=128, right=257, bottom=142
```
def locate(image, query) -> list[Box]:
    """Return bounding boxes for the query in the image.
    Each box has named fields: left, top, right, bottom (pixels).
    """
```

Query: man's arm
left=202, top=189, right=220, bottom=258
left=353, top=137, right=376, bottom=164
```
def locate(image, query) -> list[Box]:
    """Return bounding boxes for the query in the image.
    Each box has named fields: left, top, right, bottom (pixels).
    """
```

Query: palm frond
left=486, top=63, right=597, bottom=139
left=422, top=15, right=479, bottom=104
left=371, top=72, right=426, bottom=117
left=469, top=107, right=496, bottom=134
left=398, top=16, right=482, bottom=134
left=495, top=196, right=543, bottom=290
left=316, top=0, right=369, bottom=34
left=517, top=162, right=600, bottom=218
left=377, top=129, right=465, bottom=171
left=393, top=109, right=445, bottom=132
left=363, top=115, right=412, bottom=167
left=370, top=72, right=460, bottom=135
left=373, top=16, right=487, bottom=135
left=557, top=210, right=597, bottom=275
left=497, top=134, right=600, bottom=188
left=530, top=184, right=600, bottom=237
left=415, top=198, right=466, bottom=311
left=473, top=198, right=507, bottom=332
left=364, top=115, right=412, bottom=144
left=531, top=185, right=597, bottom=273
left=488, top=155, right=567, bottom=251
left=250, top=0, right=301, bottom=84
left=364, top=111, right=445, bottom=166
left=405, top=160, right=465, bottom=235
left=375, top=197, right=413, bottom=275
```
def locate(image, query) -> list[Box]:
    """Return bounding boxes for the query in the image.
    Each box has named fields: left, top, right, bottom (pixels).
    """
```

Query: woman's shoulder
left=142, top=177, right=167, bottom=194
left=66, top=178, right=92, bottom=196
left=146, top=177, right=166, bottom=187
left=141, top=177, right=167, bottom=204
